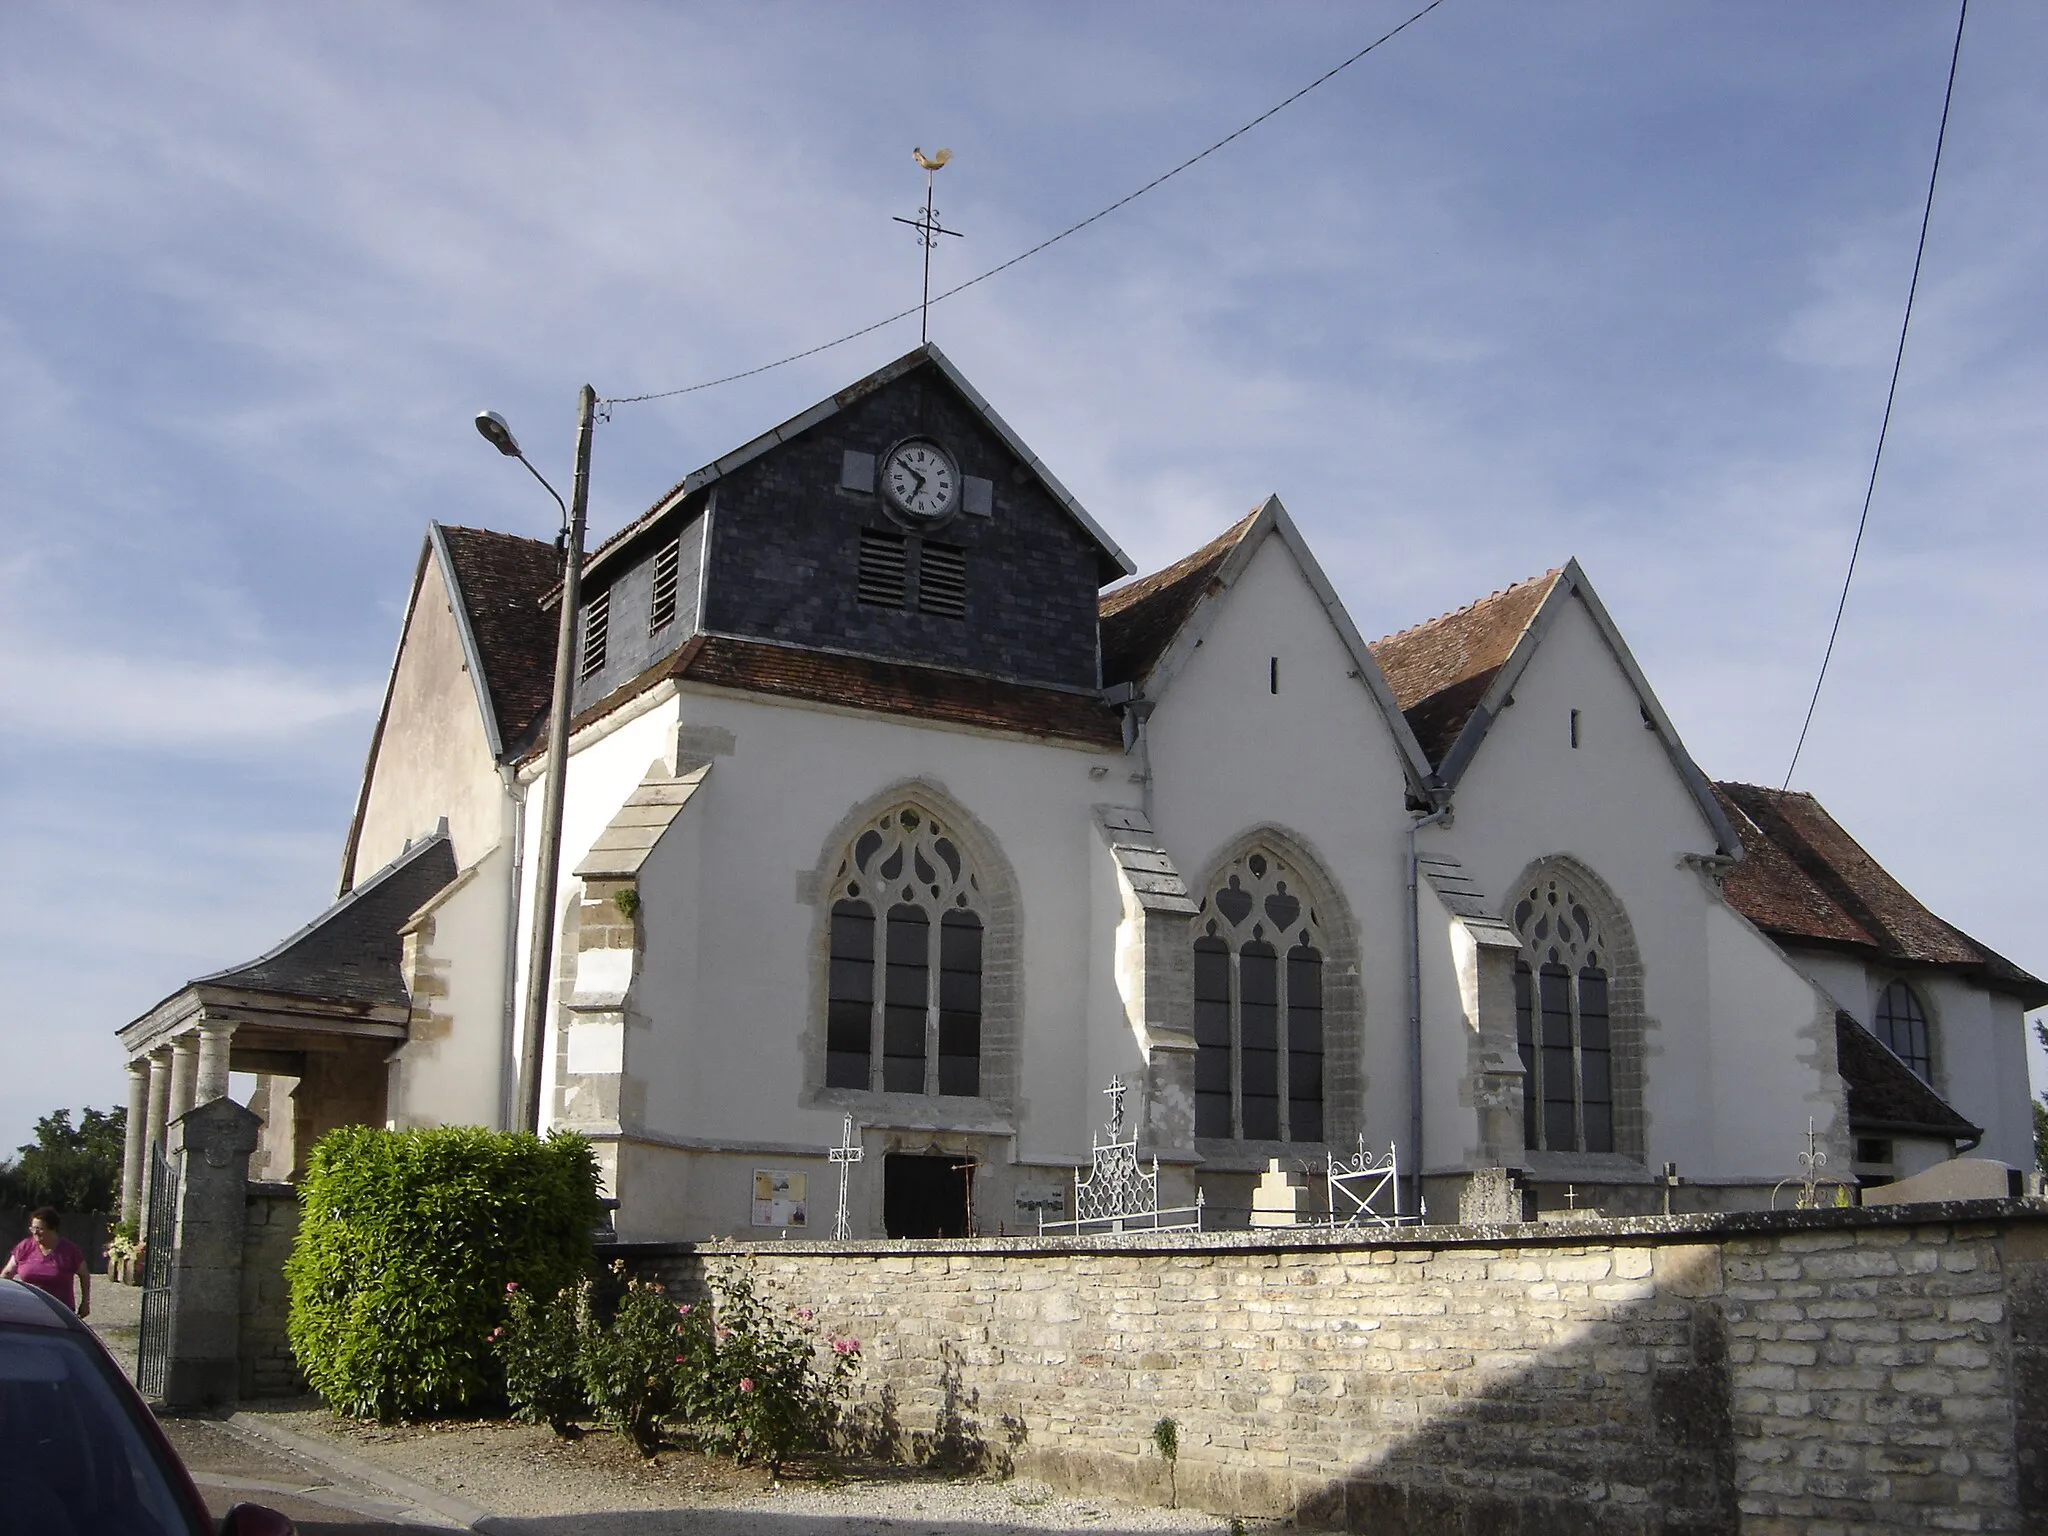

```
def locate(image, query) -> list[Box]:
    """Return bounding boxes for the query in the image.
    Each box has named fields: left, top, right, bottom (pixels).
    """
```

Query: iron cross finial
left=1103, top=1075, right=1128, bottom=1138
left=893, top=147, right=964, bottom=345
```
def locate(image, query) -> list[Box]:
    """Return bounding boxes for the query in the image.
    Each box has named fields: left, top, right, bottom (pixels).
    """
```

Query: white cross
left=829, top=1114, right=863, bottom=1241
left=1104, top=1075, right=1128, bottom=1139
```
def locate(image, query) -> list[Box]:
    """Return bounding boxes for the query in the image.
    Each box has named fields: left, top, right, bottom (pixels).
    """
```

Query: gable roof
left=1096, top=497, right=1436, bottom=798
left=582, top=344, right=1135, bottom=591
left=436, top=524, right=560, bottom=757
left=1368, top=570, right=1561, bottom=766
left=1835, top=1010, right=1981, bottom=1144
left=1718, top=782, right=2047, bottom=1007
left=124, top=833, right=459, bottom=1037
left=1099, top=509, right=1258, bottom=690
left=338, top=524, right=558, bottom=894
left=1369, top=560, right=1740, bottom=854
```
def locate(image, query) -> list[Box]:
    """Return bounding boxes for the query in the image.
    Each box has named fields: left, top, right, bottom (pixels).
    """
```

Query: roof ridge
left=1099, top=506, right=1261, bottom=615
left=439, top=523, right=553, bottom=547
left=1371, top=566, right=1563, bottom=649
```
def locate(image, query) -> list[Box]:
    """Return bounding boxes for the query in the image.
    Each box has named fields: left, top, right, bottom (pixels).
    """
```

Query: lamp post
left=475, top=385, right=597, bottom=1135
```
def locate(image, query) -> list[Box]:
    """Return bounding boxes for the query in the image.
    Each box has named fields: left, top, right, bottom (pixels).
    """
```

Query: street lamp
left=475, top=385, right=598, bottom=1135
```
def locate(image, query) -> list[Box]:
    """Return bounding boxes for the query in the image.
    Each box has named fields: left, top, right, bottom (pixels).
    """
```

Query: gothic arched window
left=825, top=805, right=984, bottom=1097
left=1193, top=848, right=1326, bottom=1143
left=1511, top=873, right=1616, bottom=1154
left=1874, top=980, right=1932, bottom=1084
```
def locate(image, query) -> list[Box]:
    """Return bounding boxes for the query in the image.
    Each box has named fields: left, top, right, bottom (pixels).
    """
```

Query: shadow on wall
left=628, top=1205, right=2043, bottom=1535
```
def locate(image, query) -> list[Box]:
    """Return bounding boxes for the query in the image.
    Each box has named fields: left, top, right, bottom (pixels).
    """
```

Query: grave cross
left=829, top=1114, right=864, bottom=1241
left=1103, top=1075, right=1129, bottom=1139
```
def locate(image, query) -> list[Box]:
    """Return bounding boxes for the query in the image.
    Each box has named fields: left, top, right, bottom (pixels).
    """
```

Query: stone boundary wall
left=238, top=1181, right=303, bottom=1400
left=619, top=1200, right=2048, bottom=1534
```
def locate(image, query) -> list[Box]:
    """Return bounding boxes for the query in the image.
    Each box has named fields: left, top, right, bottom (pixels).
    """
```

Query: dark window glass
left=825, top=901, right=875, bottom=1089
left=1240, top=941, right=1280, bottom=1140
left=1287, top=944, right=1324, bottom=1143
left=1539, top=963, right=1575, bottom=1151
left=883, top=905, right=929, bottom=1093
left=1874, top=981, right=1932, bottom=1083
left=937, top=911, right=982, bottom=1096
left=1578, top=967, right=1612, bottom=1153
left=1193, top=937, right=1233, bottom=1138
left=1514, top=960, right=1537, bottom=1150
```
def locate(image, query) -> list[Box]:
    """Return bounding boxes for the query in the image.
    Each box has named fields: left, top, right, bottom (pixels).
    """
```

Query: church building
left=115, top=345, right=2042, bottom=1239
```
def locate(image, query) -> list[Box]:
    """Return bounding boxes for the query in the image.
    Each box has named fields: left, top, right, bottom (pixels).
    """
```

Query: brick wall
left=621, top=1200, right=2048, bottom=1533
left=238, top=1182, right=303, bottom=1401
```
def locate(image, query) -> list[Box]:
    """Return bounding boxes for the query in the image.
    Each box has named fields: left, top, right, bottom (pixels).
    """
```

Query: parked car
left=0, top=1277, right=293, bottom=1534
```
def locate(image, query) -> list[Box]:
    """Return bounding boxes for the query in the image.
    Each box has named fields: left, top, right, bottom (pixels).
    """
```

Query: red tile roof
left=1718, top=782, right=2046, bottom=1006
left=439, top=525, right=561, bottom=755
left=677, top=637, right=1123, bottom=748
left=541, top=633, right=1126, bottom=754
left=1367, top=571, right=1562, bottom=765
left=1098, top=510, right=1260, bottom=688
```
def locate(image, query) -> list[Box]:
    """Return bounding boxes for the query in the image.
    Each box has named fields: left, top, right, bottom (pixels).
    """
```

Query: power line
left=603, top=0, right=1447, bottom=407
left=1782, top=0, right=1968, bottom=790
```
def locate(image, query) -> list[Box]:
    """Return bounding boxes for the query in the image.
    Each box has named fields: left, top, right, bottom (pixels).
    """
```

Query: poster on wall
left=752, top=1169, right=809, bottom=1229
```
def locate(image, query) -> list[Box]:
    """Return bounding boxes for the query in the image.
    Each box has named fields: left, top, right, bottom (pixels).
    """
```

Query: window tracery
left=825, top=804, right=984, bottom=1097
left=1193, top=847, right=1326, bottom=1143
left=1511, top=873, right=1615, bottom=1154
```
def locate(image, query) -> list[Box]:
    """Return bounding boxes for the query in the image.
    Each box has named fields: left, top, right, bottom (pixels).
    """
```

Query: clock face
left=880, top=439, right=960, bottom=522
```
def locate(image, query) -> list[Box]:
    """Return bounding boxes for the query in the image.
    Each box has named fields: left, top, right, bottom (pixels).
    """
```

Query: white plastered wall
left=1774, top=945, right=2033, bottom=1168
left=1436, top=591, right=1836, bottom=1181
left=353, top=553, right=505, bottom=878
left=1141, top=530, right=1423, bottom=1168
left=389, top=843, right=512, bottom=1130
left=528, top=678, right=1138, bottom=1238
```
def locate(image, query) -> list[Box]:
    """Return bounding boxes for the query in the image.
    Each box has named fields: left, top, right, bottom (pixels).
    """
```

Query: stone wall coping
left=612, top=1195, right=2048, bottom=1261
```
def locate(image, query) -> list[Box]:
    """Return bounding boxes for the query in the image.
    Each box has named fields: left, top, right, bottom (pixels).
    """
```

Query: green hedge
left=285, top=1125, right=600, bottom=1421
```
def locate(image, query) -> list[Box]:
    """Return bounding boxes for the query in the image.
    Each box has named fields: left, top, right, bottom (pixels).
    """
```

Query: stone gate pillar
left=161, top=1097, right=262, bottom=1409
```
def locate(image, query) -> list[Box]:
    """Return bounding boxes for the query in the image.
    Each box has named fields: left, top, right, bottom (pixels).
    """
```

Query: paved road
left=158, top=1414, right=467, bottom=1534
left=92, top=1281, right=463, bottom=1533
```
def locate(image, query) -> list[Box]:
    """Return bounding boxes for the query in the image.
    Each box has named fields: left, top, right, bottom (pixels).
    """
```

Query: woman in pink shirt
left=3, top=1206, right=91, bottom=1317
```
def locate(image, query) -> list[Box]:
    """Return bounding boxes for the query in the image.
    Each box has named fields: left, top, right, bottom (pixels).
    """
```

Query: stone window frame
left=1503, top=854, right=1648, bottom=1165
left=1189, top=825, right=1362, bottom=1162
left=1872, top=976, right=1938, bottom=1088
left=802, top=780, right=1020, bottom=1122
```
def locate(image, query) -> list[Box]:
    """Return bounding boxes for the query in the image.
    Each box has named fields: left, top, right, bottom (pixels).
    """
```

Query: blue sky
left=3, top=2, right=2043, bottom=1156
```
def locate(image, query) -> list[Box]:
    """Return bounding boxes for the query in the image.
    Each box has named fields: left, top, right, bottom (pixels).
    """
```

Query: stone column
left=168, top=1033, right=200, bottom=1122
left=195, top=1019, right=235, bottom=1104
left=145, top=1048, right=173, bottom=1150
left=120, top=1058, right=151, bottom=1227
left=139, top=1047, right=175, bottom=1234
left=160, top=1097, right=262, bottom=1409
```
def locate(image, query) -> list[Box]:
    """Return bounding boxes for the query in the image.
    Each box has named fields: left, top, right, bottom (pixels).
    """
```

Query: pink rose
left=675, top=1354, right=686, bottom=1363
left=739, top=1377, right=755, bottom=1393
left=490, top=1327, right=504, bottom=1340
left=677, top=1304, right=691, bottom=1315
left=505, top=1281, right=519, bottom=1293
left=797, top=1307, right=814, bottom=1321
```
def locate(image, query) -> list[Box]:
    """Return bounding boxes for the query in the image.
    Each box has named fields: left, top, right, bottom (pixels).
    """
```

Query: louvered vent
left=580, top=589, right=610, bottom=680
left=919, top=542, right=966, bottom=619
left=858, top=527, right=907, bottom=607
left=649, top=536, right=681, bottom=633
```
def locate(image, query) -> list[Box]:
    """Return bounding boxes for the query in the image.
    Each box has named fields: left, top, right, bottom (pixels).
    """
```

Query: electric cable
left=1782, top=0, right=1968, bottom=789
left=602, top=0, right=1446, bottom=407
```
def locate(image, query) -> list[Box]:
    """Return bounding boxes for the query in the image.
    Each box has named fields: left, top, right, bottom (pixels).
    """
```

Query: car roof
left=0, top=1277, right=83, bottom=1330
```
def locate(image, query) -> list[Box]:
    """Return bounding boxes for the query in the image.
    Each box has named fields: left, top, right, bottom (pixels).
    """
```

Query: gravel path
left=234, top=1407, right=1251, bottom=1534
left=93, top=1283, right=1248, bottom=1534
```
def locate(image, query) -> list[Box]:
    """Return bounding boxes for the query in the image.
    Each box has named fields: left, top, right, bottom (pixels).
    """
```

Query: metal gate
left=135, top=1141, right=175, bottom=1400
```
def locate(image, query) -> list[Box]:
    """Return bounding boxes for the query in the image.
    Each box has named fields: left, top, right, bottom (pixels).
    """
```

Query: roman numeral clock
left=880, top=437, right=960, bottom=524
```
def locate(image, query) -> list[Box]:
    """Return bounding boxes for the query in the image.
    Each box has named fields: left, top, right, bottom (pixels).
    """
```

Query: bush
left=286, top=1126, right=600, bottom=1421
left=576, top=1265, right=702, bottom=1455
left=697, top=1262, right=862, bottom=1474
left=494, top=1281, right=586, bottom=1436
